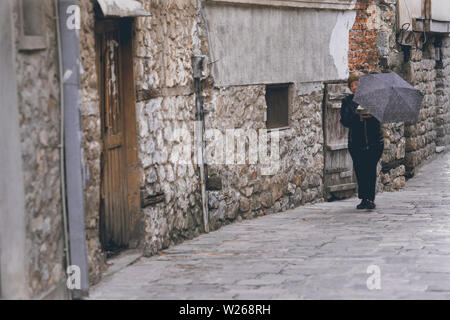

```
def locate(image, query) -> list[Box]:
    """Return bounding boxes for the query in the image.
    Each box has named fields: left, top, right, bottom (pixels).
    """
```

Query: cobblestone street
left=88, top=152, right=450, bottom=300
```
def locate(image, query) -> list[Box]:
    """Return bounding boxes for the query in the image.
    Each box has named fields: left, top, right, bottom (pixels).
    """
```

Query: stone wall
left=79, top=0, right=106, bottom=286
left=78, top=0, right=327, bottom=276
left=375, top=0, right=407, bottom=191
left=403, top=45, right=438, bottom=177
left=76, top=0, right=450, bottom=289
left=375, top=0, right=450, bottom=179
left=6, top=0, right=450, bottom=296
left=203, top=83, right=324, bottom=227
left=134, top=0, right=204, bottom=256
left=347, top=0, right=405, bottom=192
left=13, top=0, right=66, bottom=299
left=435, top=37, right=450, bottom=150
left=198, top=1, right=325, bottom=226
left=97, top=0, right=323, bottom=257
left=348, top=0, right=450, bottom=192
left=77, top=0, right=202, bottom=283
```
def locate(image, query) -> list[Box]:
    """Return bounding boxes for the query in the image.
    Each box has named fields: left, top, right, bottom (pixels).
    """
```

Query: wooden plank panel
left=97, top=19, right=139, bottom=250
left=326, top=143, right=348, bottom=151
left=327, top=183, right=357, bottom=192
left=325, top=167, right=348, bottom=174
left=339, top=170, right=353, bottom=178
left=119, top=19, right=140, bottom=239
left=323, top=82, right=356, bottom=200
left=99, top=21, right=129, bottom=249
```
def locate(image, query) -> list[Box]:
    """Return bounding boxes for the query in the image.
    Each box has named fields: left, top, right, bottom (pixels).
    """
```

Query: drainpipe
left=56, top=0, right=89, bottom=298
left=192, top=55, right=209, bottom=233
left=54, top=0, right=71, bottom=300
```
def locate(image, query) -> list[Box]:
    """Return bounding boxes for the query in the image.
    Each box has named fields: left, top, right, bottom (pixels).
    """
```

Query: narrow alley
left=88, top=152, right=450, bottom=299
left=2, top=0, right=450, bottom=301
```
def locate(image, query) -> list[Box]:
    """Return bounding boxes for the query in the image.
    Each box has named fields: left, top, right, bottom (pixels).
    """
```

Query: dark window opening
left=265, top=84, right=290, bottom=129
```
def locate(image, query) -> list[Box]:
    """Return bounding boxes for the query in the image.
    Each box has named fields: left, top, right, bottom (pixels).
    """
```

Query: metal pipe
left=56, top=0, right=89, bottom=298
left=192, top=55, right=209, bottom=233
left=54, top=0, right=72, bottom=300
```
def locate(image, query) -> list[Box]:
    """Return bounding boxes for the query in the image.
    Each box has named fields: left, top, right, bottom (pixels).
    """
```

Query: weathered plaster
left=329, top=10, right=356, bottom=79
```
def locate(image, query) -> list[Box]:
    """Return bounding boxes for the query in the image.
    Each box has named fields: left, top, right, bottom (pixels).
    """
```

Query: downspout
left=193, top=55, right=209, bottom=233
left=193, top=0, right=209, bottom=233
left=56, top=0, right=89, bottom=298
left=54, top=0, right=72, bottom=300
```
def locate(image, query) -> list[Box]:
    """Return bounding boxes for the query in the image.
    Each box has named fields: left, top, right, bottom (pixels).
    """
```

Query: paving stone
left=88, top=152, right=450, bottom=299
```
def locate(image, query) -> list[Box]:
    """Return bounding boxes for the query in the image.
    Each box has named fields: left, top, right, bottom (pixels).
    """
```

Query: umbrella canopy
left=353, top=72, right=423, bottom=124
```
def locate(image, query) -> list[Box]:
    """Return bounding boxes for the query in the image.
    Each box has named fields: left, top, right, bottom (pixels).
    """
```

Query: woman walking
left=340, top=72, right=384, bottom=209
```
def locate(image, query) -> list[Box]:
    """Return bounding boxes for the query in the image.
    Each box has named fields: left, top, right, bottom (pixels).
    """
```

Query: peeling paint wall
left=330, top=11, right=357, bottom=79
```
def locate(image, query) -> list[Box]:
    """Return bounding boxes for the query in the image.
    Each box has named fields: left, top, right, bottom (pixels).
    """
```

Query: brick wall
left=349, top=0, right=450, bottom=190
left=348, top=0, right=379, bottom=72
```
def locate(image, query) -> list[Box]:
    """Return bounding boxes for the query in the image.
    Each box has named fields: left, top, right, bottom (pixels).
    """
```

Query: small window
left=265, top=84, right=290, bottom=129
left=18, top=0, right=46, bottom=51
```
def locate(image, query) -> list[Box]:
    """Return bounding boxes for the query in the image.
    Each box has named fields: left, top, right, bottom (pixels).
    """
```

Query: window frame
left=265, top=83, right=293, bottom=130
left=18, top=0, right=47, bottom=51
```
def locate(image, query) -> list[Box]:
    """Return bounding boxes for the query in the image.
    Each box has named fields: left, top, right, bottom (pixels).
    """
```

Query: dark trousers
left=349, top=145, right=384, bottom=202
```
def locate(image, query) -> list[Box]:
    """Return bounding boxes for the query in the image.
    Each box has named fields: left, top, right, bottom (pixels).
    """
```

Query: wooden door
left=323, top=83, right=357, bottom=200
left=96, top=19, right=140, bottom=251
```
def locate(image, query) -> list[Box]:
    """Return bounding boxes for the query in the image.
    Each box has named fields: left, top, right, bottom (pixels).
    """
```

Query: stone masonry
left=76, top=0, right=450, bottom=288
left=9, top=0, right=450, bottom=295
left=88, top=151, right=450, bottom=300
left=435, top=37, right=450, bottom=149
left=78, top=0, right=328, bottom=285
left=12, top=0, right=66, bottom=299
left=349, top=0, right=450, bottom=192
left=79, top=0, right=106, bottom=285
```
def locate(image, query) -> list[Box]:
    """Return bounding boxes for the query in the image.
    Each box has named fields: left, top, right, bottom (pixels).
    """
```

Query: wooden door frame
left=95, top=18, right=141, bottom=250
left=322, top=81, right=357, bottom=201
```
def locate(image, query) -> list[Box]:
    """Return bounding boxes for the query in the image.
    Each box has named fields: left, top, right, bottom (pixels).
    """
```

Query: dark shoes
left=366, top=200, right=376, bottom=209
left=357, top=199, right=368, bottom=209
left=356, top=199, right=376, bottom=210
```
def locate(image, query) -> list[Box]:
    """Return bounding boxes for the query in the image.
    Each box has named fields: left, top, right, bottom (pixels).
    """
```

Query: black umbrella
left=353, top=72, right=423, bottom=124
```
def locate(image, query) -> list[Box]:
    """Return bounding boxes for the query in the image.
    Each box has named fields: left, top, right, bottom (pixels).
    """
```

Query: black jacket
left=340, top=94, right=384, bottom=150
